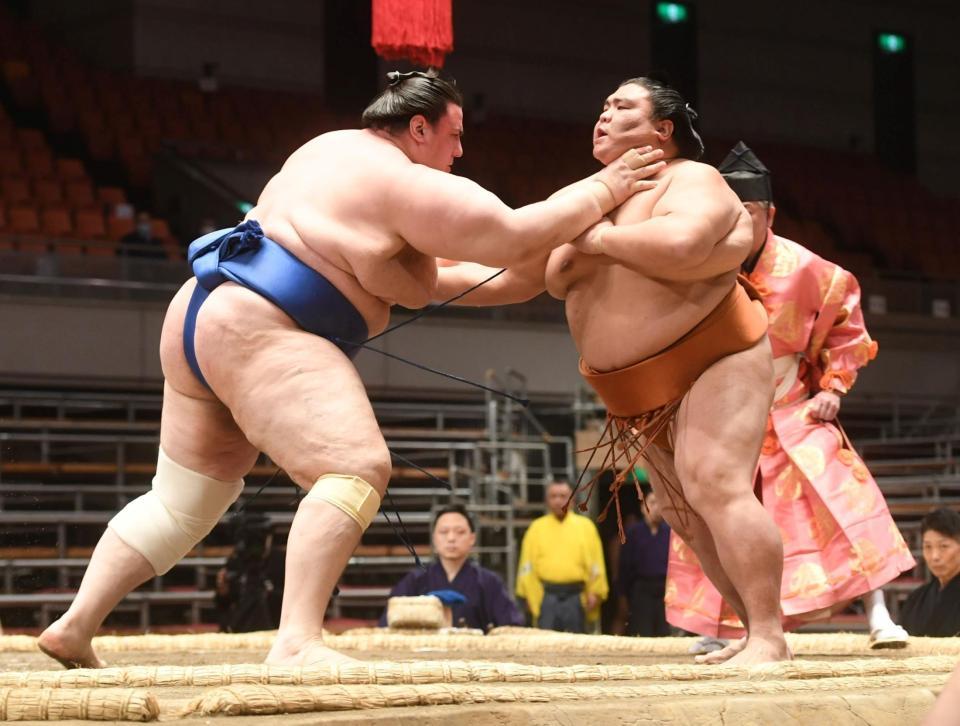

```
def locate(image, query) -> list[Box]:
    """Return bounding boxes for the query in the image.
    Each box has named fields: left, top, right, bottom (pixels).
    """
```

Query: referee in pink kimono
left=666, top=142, right=916, bottom=660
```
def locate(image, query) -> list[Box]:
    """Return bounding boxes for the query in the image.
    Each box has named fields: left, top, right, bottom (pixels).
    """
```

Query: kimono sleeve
left=816, top=270, right=878, bottom=395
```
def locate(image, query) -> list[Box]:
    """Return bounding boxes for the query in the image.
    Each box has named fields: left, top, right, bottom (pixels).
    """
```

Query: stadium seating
left=2, top=6, right=958, bottom=277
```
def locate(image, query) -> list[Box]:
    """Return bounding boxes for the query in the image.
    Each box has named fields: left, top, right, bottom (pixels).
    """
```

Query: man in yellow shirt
left=516, top=480, right=609, bottom=632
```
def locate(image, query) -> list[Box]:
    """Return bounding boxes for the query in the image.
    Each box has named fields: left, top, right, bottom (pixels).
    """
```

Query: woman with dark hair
left=379, top=503, right=523, bottom=632
left=900, top=508, right=960, bottom=637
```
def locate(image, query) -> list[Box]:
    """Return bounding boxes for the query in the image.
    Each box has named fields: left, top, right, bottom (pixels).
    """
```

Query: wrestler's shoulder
left=293, top=129, right=408, bottom=166
left=665, top=158, right=725, bottom=184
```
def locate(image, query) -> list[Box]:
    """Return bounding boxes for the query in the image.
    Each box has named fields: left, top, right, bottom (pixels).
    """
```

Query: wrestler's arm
left=575, top=164, right=743, bottom=275
left=389, top=149, right=662, bottom=267
left=434, top=257, right=547, bottom=305
left=638, top=214, right=753, bottom=282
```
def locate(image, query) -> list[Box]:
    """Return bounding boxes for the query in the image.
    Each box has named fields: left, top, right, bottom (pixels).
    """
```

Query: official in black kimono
left=899, top=508, right=960, bottom=637
left=379, top=504, right=523, bottom=631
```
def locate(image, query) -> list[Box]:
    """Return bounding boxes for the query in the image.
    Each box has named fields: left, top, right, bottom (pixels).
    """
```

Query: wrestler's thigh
left=197, top=324, right=390, bottom=492
left=641, top=446, right=690, bottom=536
left=644, top=445, right=715, bottom=550
left=158, top=281, right=259, bottom=480
left=673, top=335, right=774, bottom=503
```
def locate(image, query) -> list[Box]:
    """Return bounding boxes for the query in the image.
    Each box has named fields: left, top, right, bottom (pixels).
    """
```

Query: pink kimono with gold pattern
left=665, top=232, right=916, bottom=638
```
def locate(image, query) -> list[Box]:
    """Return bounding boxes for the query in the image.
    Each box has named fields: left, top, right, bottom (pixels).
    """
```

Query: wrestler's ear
left=767, top=203, right=777, bottom=229
left=408, top=114, right=430, bottom=144
left=654, top=118, right=673, bottom=144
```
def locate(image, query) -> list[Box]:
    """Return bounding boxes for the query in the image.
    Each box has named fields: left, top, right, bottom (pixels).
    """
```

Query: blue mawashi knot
left=189, top=220, right=264, bottom=290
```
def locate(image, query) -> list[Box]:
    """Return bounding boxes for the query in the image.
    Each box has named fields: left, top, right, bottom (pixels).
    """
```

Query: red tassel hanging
left=371, top=0, right=454, bottom=68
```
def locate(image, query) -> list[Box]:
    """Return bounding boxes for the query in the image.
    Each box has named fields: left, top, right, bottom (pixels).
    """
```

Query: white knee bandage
left=306, top=474, right=381, bottom=531
left=108, top=448, right=244, bottom=575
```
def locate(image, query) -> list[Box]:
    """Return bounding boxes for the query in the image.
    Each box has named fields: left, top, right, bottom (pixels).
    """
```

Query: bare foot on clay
left=37, top=621, right=106, bottom=669
left=695, top=636, right=746, bottom=665
left=721, top=635, right=792, bottom=667
left=265, top=635, right=358, bottom=667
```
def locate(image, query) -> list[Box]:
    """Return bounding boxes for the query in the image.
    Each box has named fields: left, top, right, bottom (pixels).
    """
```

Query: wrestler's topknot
left=618, top=77, right=705, bottom=161
left=361, top=69, right=463, bottom=133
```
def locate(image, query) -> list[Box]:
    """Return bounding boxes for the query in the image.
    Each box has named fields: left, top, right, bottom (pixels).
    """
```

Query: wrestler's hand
left=586, top=593, right=599, bottom=610
left=809, top=391, right=841, bottom=421
left=571, top=218, right=613, bottom=255
left=590, top=146, right=666, bottom=213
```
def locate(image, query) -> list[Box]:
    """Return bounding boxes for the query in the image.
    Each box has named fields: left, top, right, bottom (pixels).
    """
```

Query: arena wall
left=2, top=295, right=959, bottom=399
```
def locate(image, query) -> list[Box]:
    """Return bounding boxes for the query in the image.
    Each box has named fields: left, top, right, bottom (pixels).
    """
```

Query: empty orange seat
left=15, top=128, right=47, bottom=151
left=1, top=175, right=31, bottom=203
left=0, top=125, right=15, bottom=149
left=73, top=208, right=106, bottom=240
left=85, top=238, right=118, bottom=256
left=150, top=218, right=172, bottom=240
left=96, top=186, right=127, bottom=206
left=33, top=178, right=62, bottom=204
left=40, top=206, right=72, bottom=237
left=8, top=203, right=40, bottom=233
left=116, top=134, right=146, bottom=161
left=23, top=148, right=54, bottom=178
left=107, top=215, right=134, bottom=240
left=0, top=206, right=9, bottom=249
left=56, top=158, right=86, bottom=181
left=0, top=149, right=22, bottom=175
left=2, top=60, right=30, bottom=82
left=163, top=240, right=184, bottom=261
left=125, top=155, right=152, bottom=187
left=64, top=179, right=95, bottom=208
left=78, top=109, right=106, bottom=133
left=110, top=114, right=137, bottom=135
left=83, top=127, right=114, bottom=161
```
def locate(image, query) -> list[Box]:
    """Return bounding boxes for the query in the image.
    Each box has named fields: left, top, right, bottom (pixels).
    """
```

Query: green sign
left=877, top=32, right=906, bottom=54
left=656, top=2, right=689, bottom=24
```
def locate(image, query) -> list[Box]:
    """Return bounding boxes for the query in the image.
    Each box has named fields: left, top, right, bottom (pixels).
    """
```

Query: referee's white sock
left=865, top=589, right=896, bottom=631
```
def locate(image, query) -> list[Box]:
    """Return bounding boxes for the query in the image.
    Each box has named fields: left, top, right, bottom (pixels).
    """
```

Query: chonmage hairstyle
left=361, top=69, right=463, bottom=134
left=617, top=77, right=705, bottom=160
left=921, top=507, right=960, bottom=540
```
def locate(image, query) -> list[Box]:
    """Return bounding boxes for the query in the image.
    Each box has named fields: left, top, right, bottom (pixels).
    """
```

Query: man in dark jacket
left=380, top=504, right=523, bottom=631
left=900, top=508, right=960, bottom=637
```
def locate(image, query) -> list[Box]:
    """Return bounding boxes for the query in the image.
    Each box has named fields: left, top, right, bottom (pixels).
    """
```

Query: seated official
left=899, top=508, right=960, bottom=637
left=379, top=504, right=523, bottom=631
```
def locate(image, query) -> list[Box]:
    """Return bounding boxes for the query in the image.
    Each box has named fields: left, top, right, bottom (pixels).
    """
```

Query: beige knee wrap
left=306, top=474, right=381, bottom=531
left=108, top=448, right=244, bottom=575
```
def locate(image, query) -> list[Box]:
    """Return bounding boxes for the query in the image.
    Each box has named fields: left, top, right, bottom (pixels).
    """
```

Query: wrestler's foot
left=265, top=634, right=357, bottom=667
left=720, top=634, right=791, bottom=667
left=695, top=636, right=746, bottom=664
left=37, top=620, right=106, bottom=669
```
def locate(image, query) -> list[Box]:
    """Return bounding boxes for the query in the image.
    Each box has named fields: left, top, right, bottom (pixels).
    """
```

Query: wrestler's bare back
left=545, top=159, right=751, bottom=371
